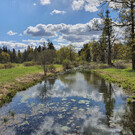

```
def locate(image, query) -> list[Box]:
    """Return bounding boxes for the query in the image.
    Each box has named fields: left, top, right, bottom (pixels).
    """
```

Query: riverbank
left=0, top=64, right=63, bottom=107
left=92, top=68, right=135, bottom=102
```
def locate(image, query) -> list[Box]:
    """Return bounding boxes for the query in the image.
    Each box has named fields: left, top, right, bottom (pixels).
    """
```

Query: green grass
left=94, top=67, right=135, bottom=93
left=0, top=64, right=62, bottom=83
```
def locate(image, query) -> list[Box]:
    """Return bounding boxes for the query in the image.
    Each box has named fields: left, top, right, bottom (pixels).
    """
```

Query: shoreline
left=0, top=68, right=63, bottom=107
left=92, top=69, right=135, bottom=102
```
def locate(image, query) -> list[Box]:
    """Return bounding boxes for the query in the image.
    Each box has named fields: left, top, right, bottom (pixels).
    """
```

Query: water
left=0, top=71, right=135, bottom=135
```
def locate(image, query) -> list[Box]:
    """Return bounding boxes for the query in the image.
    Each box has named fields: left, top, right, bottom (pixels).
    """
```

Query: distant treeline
left=0, top=40, right=55, bottom=63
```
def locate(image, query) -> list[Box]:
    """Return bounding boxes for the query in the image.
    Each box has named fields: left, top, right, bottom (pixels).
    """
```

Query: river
left=0, top=71, right=135, bottom=135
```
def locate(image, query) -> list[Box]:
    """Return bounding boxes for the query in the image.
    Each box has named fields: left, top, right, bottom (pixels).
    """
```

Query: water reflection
left=0, top=71, right=134, bottom=135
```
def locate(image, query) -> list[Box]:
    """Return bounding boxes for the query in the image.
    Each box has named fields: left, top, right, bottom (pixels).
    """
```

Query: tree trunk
left=108, top=35, right=112, bottom=65
left=131, top=1, right=135, bottom=70
left=43, top=65, right=46, bottom=76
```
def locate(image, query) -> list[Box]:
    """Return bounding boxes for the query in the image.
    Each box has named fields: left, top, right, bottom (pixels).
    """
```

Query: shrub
left=23, top=61, right=35, bottom=66
left=47, top=65, right=56, bottom=73
left=4, top=63, right=15, bottom=69
left=0, top=63, right=15, bottom=69
left=0, top=64, right=5, bottom=69
left=62, top=59, right=72, bottom=70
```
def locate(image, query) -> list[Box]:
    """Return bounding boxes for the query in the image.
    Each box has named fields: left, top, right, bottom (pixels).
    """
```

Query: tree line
left=0, top=40, right=55, bottom=63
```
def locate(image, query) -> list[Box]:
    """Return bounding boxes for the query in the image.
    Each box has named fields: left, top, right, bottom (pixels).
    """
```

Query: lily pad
left=78, top=100, right=85, bottom=104
left=61, top=126, right=69, bottom=131
left=71, top=99, right=76, bottom=102
left=79, top=108, right=84, bottom=111
left=62, top=98, right=67, bottom=101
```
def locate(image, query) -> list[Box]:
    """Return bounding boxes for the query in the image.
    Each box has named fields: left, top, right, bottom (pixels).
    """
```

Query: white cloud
left=24, top=24, right=58, bottom=37
left=22, top=38, right=48, bottom=46
left=40, top=0, right=51, bottom=5
left=7, top=30, right=17, bottom=36
left=50, top=10, right=66, bottom=15
left=72, top=0, right=100, bottom=12
left=0, top=41, right=28, bottom=52
left=72, top=0, right=84, bottom=11
left=24, top=18, right=103, bottom=44
left=24, top=18, right=124, bottom=49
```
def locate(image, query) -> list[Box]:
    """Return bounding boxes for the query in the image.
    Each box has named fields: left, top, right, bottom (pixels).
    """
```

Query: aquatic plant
left=3, top=117, right=8, bottom=123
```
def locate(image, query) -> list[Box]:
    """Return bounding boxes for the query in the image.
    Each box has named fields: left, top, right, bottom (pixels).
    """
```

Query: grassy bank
left=0, top=64, right=63, bottom=106
left=92, top=68, right=135, bottom=102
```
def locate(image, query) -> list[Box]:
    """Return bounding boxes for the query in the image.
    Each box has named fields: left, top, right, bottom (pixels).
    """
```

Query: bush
left=4, top=63, right=15, bottom=69
left=47, top=65, right=56, bottom=73
left=62, top=59, right=72, bottom=70
left=0, top=64, right=5, bottom=69
left=0, top=63, right=16, bottom=69
left=23, top=61, right=36, bottom=66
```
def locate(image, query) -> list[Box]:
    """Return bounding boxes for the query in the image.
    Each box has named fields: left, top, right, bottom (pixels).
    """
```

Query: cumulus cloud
left=24, top=18, right=103, bottom=45
left=50, top=10, right=66, bottom=15
left=72, top=0, right=84, bottom=11
left=40, top=0, right=51, bottom=5
left=0, top=41, right=28, bottom=52
left=72, top=0, right=100, bottom=12
left=24, top=24, right=58, bottom=37
left=24, top=18, right=124, bottom=49
left=7, top=30, right=17, bottom=36
left=22, top=38, right=48, bottom=47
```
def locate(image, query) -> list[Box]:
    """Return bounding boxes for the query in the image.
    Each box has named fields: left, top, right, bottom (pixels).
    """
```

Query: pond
left=0, top=71, right=135, bottom=135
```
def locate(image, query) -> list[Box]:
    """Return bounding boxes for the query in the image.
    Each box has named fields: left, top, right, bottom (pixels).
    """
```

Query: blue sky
left=0, top=0, right=119, bottom=51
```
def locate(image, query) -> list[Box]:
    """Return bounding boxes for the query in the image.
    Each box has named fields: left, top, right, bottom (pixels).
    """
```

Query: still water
left=0, top=71, right=135, bottom=135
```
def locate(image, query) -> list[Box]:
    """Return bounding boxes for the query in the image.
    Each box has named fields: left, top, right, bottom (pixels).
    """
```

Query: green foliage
left=23, top=61, right=36, bottom=66
left=56, top=45, right=77, bottom=64
left=127, top=98, right=132, bottom=104
left=62, top=59, right=72, bottom=70
left=0, top=63, right=16, bottom=69
left=94, top=67, right=135, bottom=94
left=47, top=65, right=56, bottom=73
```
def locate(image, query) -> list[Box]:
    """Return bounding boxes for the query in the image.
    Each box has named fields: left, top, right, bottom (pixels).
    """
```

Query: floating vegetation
left=61, top=126, right=69, bottom=131
left=3, top=117, right=8, bottom=123
left=78, top=100, right=85, bottom=104
left=49, top=103, right=54, bottom=106
left=19, top=121, right=29, bottom=127
left=58, top=114, right=63, bottom=119
left=71, top=107, right=77, bottom=111
left=71, top=99, right=76, bottom=102
left=79, top=108, right=85, bottom=111
left=62, top=98, right=67, bottom=101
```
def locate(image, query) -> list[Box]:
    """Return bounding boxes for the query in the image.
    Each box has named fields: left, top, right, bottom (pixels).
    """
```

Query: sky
left=0, top=0, right=119, bottom=51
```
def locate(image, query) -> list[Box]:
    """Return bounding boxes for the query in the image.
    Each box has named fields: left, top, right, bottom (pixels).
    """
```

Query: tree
left=47, top=40, right=55, bottom=50
left=1, top=52, right=10, bottom=63
left=92, top=8, right=116, bottom=65
left=102, top=9, right=114, bottom=65
left=79, top=43, right=91, bottom=62
left=38, top=49, right=56, bottom=76
left=106, top=0, right=135, bottom=69
left=68, top=44, right=76, bottom=61
left=17, top=50, right=22, bottom=63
